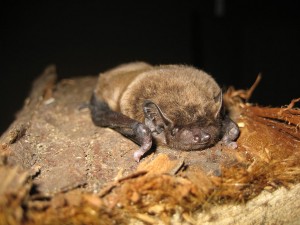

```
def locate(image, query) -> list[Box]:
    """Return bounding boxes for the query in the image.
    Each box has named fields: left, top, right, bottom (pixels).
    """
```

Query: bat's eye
left=171, top=127, right=179, bottom=136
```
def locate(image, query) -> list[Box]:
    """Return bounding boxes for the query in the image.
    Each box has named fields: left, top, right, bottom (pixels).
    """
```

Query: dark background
left=1, top=1, right=299, bottom=134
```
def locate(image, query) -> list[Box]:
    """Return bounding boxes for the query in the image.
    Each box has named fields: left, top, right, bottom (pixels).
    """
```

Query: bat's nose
left=201, top=133, right=211, bottom=142
left=193, top=133, right=210, bottom=143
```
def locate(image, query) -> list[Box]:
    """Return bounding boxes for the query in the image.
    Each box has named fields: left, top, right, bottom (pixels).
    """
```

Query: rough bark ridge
left=1, top=66, right=300, bottom=224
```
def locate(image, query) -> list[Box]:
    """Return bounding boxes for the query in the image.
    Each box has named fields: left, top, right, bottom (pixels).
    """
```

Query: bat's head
left=143, top=99, right=222, bottom=150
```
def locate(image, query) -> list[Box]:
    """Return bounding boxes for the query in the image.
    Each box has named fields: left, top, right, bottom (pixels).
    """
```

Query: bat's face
left=143, top=100, right=222, bottom=150
left=163, top=122, right=221, bottom=150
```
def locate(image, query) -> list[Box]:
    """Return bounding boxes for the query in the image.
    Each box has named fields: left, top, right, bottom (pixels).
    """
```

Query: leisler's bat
left=89, top=62, right=240, bottom=162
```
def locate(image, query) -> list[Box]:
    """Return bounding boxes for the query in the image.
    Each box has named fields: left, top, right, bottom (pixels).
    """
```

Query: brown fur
left=96, top=62, right=222, bottom=125
left=95, top=62, right=152, bottom=111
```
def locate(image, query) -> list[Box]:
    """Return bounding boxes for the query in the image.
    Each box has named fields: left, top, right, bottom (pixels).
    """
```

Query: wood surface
left=1, top=66, right=299, bottom=224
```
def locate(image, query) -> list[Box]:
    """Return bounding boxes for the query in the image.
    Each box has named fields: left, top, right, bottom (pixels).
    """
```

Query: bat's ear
left=143, top=100, right=173, bottom=133
left=214, top=91, right=223, bottom=119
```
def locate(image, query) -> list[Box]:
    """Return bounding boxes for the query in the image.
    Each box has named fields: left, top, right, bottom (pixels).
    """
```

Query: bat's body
left=90, top=62, right=239, bottom=161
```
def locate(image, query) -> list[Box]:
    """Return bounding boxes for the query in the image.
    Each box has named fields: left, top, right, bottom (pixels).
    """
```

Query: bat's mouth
left=172, top=142, right=213, bottom=151
left=189, top=142, right=212, bottom=150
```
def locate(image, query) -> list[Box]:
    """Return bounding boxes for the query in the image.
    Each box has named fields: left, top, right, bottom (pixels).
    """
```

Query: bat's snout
left=193, top=133, right=211, bottom=144
left=179, top=127, right=212, bottom=147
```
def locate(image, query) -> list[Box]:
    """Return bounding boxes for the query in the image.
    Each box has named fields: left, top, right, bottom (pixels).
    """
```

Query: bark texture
left=1, top=66, right=300, bottom=224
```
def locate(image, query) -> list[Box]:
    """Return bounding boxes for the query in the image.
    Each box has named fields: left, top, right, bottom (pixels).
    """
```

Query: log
left=0, top=66, right=300, bottom=224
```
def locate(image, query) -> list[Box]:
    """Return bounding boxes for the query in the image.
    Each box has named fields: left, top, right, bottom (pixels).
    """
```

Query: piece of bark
left=0, top=66, right=242, bottom=194
left=194, top=183, right=300, bottom=225
left=0, top=166, right=31, bottom=225
left=1, top=66, right=300, bottom=224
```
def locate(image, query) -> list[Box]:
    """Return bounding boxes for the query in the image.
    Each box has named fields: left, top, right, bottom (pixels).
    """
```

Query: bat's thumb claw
left=226, top=141, right=238, bottom=149
left=133, top=151, right=143, bottom=162
left=133, top=138, right=153, bottom=162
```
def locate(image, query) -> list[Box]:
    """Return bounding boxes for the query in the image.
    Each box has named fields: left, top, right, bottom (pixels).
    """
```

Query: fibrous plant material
left=0, top=66, right=300, bottom=224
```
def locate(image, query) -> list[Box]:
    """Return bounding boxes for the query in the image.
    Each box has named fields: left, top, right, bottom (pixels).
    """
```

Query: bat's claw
left=133, top=150, right=144, bottom=162
left=225, top=141, right=238, bottom=149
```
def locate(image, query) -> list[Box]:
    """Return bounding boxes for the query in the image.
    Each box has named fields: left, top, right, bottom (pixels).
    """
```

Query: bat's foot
left=224, top=140, right=238, bottom=149
left=221, top=117, right=240, bottom=149
left=133, top=139, right=153, bottom=162
left=133, top=149, right=144, bottom=162
left=132, top=122, right=153, bottom=162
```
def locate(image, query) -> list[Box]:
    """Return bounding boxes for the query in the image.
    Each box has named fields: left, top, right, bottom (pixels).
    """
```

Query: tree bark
left=1, top=66, right=300, bottom=224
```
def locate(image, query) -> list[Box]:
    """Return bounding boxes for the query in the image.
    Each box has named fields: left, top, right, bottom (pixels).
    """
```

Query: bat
left=89, top=62, right=239, bottom=162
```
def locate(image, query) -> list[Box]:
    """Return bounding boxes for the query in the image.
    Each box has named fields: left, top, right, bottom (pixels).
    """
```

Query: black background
left=1, top=1, right=299, bottom=133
